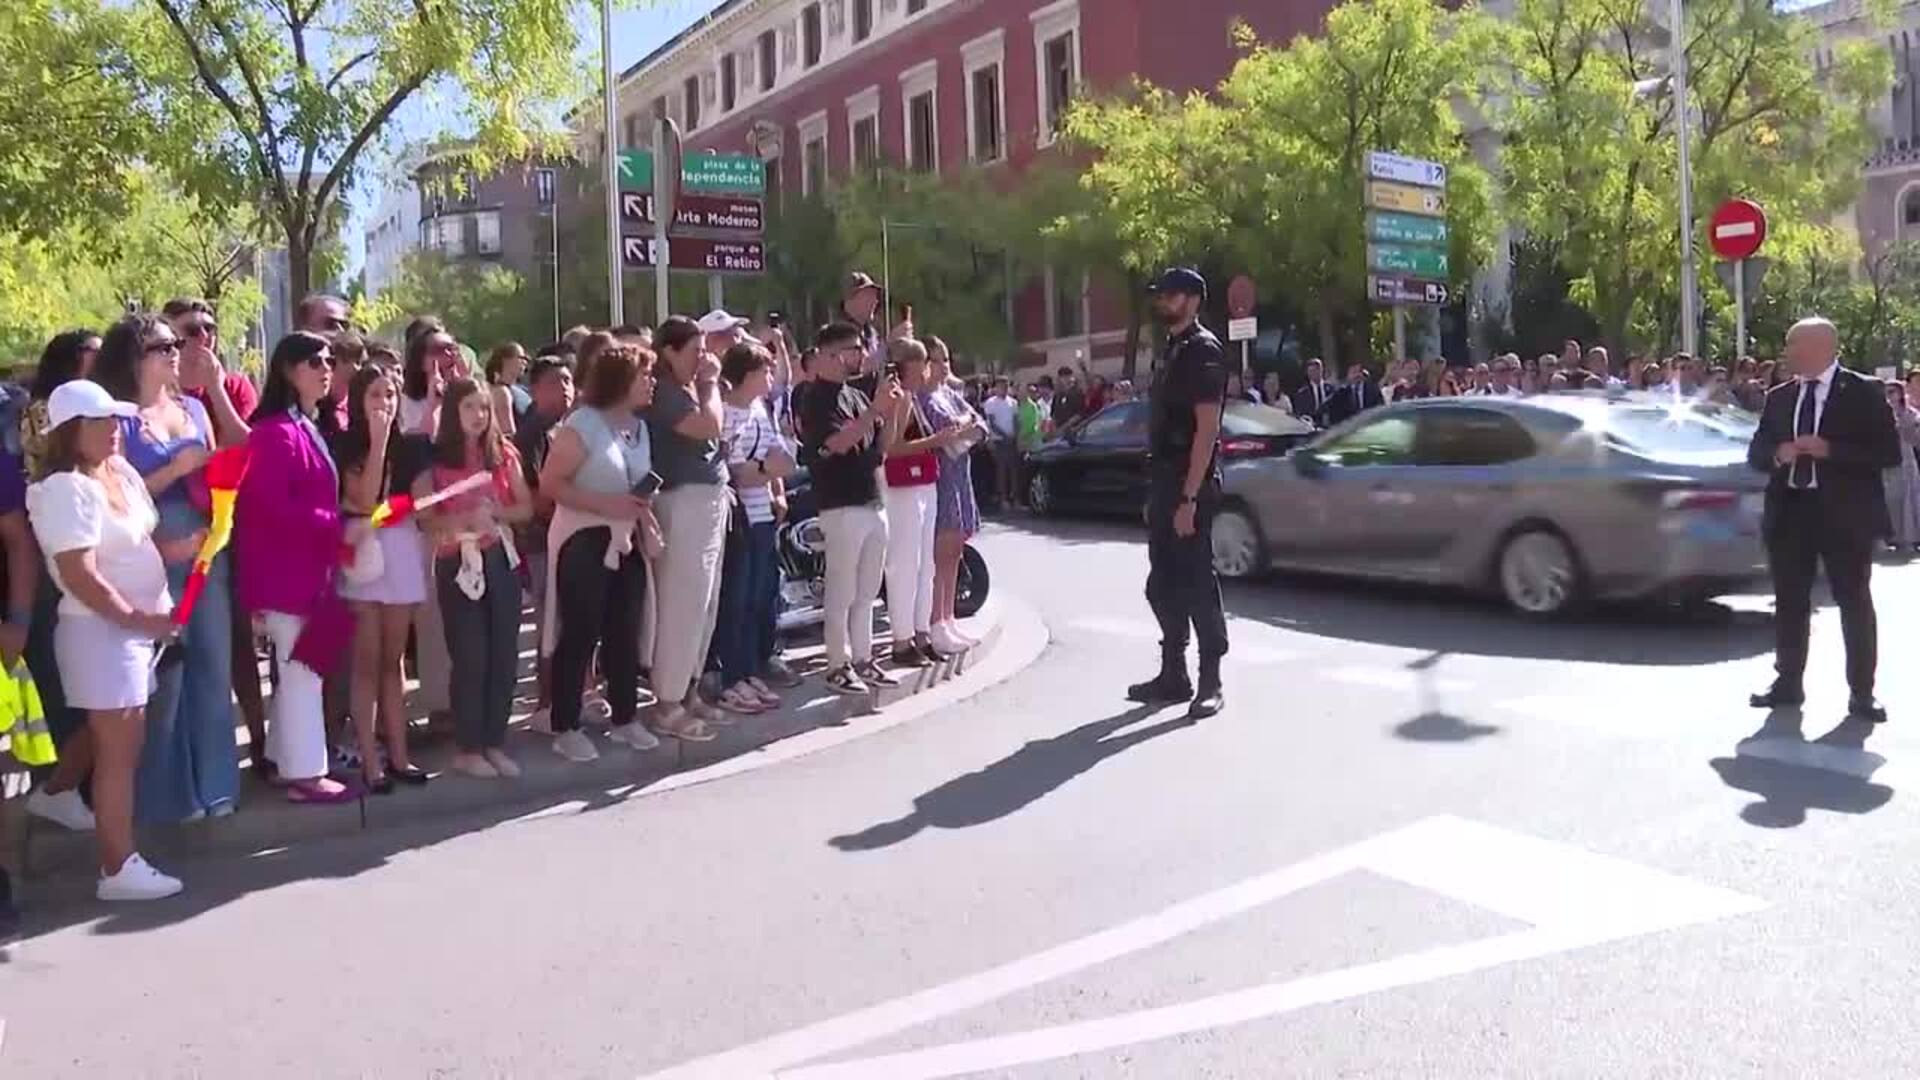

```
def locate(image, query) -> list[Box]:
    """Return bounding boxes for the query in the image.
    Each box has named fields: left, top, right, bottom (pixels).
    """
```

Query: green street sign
left=1368, top=242, right=1449, bottom=278
left=1367, top=210, right=1448, bottom=247
left=618, top=150, right=765, bottom=194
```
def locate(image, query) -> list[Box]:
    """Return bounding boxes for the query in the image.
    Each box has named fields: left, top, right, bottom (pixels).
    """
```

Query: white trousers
left=262, top=611, right=328, bottom=781
left=820, top=504, right=888, bottom=668
left=651, top=484, right=728, bottom=703
left=884, top=483, right=938, bottom=645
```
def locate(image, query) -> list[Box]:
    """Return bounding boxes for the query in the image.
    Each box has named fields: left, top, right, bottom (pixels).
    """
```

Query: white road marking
left=1063, top=616, right=1299, bottom=664
left=638, top=816, right=1763, bottom=1080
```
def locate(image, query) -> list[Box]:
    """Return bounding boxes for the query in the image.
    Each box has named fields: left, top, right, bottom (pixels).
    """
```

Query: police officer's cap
left=1146, top=267, right=1208, bottom=299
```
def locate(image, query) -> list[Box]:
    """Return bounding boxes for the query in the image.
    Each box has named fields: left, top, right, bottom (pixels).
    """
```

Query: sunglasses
left=183, top=321, right=217, bottom=340
left=302, top=352, right=331, bottom=370
left=145, top=340, right=181, bottom=355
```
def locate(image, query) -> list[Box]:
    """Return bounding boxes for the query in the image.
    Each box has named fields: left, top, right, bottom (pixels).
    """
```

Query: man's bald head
left=1784, top=317, right=1839, bottom=377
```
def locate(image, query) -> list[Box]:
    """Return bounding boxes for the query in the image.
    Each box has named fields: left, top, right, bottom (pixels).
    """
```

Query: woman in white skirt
left=336, top=365, right=431, bottom=793
left=26, top=377, right=182, bottom=901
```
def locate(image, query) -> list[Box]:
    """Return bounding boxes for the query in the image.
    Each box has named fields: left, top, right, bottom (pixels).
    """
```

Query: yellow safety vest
left=0, top=663, right=53, bottom=767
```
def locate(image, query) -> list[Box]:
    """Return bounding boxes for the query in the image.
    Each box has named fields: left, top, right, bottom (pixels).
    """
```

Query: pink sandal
left=285, top=778, right=355, bottom=805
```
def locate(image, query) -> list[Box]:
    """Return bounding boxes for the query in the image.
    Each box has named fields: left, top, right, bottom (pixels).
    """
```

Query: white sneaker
left=27, top=788, right=96, bottom=832
left=609, top=722, right=661, bottom=751
left=97, top=853, right=183, bottom=902
left=552, top=729, right=600, bottom=763
left=945, top=620, right=980, bottom=647
left=929, top=624, right=968, bottom=655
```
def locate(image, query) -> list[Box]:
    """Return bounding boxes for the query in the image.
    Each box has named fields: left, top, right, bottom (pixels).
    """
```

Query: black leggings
left=549, top=527, right=647, bottom=734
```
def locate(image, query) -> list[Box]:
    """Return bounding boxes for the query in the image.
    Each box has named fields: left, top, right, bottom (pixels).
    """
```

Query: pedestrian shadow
left=1708, top=709, right=1894, bottom=828
left=828, top=705, right=1196, bottom=852
left=1394, top=712, right=1500, bottom=742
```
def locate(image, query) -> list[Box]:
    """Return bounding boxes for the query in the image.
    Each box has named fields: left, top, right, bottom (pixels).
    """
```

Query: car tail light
left=1661, top=489, right=1741, bottom=511
left=1220, top=437, right=1268, bottom=457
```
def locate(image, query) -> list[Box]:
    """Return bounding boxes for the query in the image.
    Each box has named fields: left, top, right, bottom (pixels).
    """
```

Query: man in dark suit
left=1746, top=317, right=1901, bottom=721
left=1322, top=361, right=1384, bottom=427
left=1290, top=357, right=1336, bottom=426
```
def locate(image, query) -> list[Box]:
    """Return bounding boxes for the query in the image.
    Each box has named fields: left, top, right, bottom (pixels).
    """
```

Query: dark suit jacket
left=1746, top=366, right=1901, bottom=542
left=1291, top=381, right=1335, bottom=425
left=1323, top=379, right=1384, bottom=427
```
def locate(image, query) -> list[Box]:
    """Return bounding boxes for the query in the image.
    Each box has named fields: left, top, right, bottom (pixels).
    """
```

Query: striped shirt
left=723, top=399, right=781, bottom=524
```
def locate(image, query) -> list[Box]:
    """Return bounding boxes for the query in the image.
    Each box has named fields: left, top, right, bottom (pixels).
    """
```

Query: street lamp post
left=1670, top=0, right=1698, bottom=356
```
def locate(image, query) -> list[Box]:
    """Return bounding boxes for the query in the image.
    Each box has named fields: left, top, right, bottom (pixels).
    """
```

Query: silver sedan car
left=1212, top=393, right=1769, bottom=614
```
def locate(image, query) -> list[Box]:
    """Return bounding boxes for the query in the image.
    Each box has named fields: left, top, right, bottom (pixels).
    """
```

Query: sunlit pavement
left=4, top=514, right=1918, bottom=1078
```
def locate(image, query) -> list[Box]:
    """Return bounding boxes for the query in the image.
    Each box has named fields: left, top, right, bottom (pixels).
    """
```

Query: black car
left=1025, top=400, right=1315, bottom=518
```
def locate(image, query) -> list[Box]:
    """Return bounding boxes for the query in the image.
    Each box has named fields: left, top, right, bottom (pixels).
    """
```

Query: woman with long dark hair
left=398, top=326, right=464, bottom=725
left=921, top=336, right=986, bottom=652
left=94, top=313, right=238, bottom=823
left=485, top=342, right=530, bottom=435
left=643, top=317, right=730, bottom=741
left=234, top=332, right=360, bottom=805
left=18, top=329, right=102, bottom=834
left=26, top=378, right=179, bottom=898
left=880, top=337, right=965, bottom=668
left=417, top=378, right=531, bottom=778
left=335, top=365, right=430, bottom=792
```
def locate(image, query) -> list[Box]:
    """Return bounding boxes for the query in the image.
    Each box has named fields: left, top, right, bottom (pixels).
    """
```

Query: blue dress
left=921, top=386, right=981, bottom=537
left=121, top=396, right=238, bottom=821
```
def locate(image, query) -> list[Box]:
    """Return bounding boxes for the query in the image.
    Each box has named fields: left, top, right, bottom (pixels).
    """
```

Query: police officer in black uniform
left=1127, top=268, right=1229, bottom=718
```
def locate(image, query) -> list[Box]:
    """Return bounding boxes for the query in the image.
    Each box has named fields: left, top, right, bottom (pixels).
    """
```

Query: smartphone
left=631, top=472, right=663, bottom=498
left=767, top=310, right=784, bottom=329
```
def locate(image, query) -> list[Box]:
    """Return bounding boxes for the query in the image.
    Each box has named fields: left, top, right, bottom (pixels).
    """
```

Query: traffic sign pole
left=651, top=119, right=669, bottom=323
left=1733, top=258, right=1746, bottom=361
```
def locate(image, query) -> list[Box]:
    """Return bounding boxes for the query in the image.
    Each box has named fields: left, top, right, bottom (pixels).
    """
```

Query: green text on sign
left=619, top=150, right=766, bottom=194
left=1367, top=211, right=1448, bottom=247
left=1368, top=242, right=1449, bottom=278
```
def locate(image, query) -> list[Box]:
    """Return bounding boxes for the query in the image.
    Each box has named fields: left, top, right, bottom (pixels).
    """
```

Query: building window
left=683, top=75, right=702, bottom=129
left=438, top=216, right=466, bottom=257
left=721, top=54, right=737, bottom=112
left=803, top=4, right=823, bottom=66
left=853, top=115, right=879, bottom=170
left=963, top=31, right=1006, bottom=164
left=476, top=210, right=502, bottom=255
left=853, top=0, right=873, bottom=42
left=800, top=111, right=830, bottom=197
left=534, top=168, right=555, bottom=206
left=901, top=61, right=939, bottom=173
left=1047, top=265, right=1084, bottom=338
left=1032, top=1, right=1082, bottom=147
left=758, top=31, right=777, bottom=91
left=907, top=0, right=927, bottom=12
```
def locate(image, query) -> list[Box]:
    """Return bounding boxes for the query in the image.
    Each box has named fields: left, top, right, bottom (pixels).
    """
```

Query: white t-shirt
left=723, top=399, right=782, bottom=525
left=28, top=456, right=170, bottom=619
left=983, top=395, right=1018, bottom=440
left=400, top=393, right=436, bottom=436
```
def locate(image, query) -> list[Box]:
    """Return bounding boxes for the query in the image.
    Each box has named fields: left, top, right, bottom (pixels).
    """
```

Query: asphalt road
left=5, top=513, right=1919, bottom=1078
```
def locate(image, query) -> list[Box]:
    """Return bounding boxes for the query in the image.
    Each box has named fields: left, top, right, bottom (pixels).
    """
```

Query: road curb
left=6, top=595, right=1050, bottom=883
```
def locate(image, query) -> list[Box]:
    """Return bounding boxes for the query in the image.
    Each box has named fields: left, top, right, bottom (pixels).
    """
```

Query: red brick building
left=599, top=0, right=1327, bottom=368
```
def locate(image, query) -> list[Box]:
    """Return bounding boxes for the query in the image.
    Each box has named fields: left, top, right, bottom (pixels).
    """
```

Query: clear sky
left=345, top=0, right=720, bottom=274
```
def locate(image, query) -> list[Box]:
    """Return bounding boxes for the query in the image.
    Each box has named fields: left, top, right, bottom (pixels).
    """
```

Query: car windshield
left=1223, top=402, right=1311, bottom=436
left=1601, top=404, right=1753, bottom=463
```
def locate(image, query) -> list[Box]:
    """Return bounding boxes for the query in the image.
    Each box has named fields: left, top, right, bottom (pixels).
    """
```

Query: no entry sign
left=1709, top=199, right=1767, bottom=261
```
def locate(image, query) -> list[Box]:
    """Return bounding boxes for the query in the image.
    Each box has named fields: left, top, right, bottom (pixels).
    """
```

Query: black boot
left=1126, top=650, right=1192, bottom=705
left=1188, top=656, right=1225, bottom=719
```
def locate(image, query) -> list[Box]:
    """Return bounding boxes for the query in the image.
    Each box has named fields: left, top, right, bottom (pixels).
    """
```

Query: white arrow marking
left=622, top=192, right=648, bottom=219
left=622, top=237, right=652, bottom=264
left=638, top=816, right=1762, bottom=1080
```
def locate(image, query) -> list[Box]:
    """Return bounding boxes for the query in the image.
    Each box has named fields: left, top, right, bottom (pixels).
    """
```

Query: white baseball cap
left=46, top=380, right=137, bottom=430
left=695, top=309, right=750, bottom=335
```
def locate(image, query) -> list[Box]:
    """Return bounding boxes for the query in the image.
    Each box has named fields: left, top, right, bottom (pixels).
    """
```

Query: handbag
left=883, top=395, right=941, bottom=487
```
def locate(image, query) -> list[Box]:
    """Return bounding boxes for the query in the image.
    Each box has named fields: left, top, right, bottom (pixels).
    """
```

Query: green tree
left=381, top=251, right=550, bottom=353
left=133, top=0, right=585, bottom=306
left=1497, top=0, right=1890, bottom=354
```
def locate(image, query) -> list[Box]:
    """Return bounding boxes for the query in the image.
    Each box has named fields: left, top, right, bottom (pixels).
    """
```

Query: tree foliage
left=1496, top=0, right=1890, bottom=353
left=375, top=250, right=552, bottom=353
left=131, top=0, right=585, bottom=305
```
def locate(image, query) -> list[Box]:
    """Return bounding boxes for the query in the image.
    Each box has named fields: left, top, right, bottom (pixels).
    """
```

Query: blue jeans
left=716, top=521, right=778, bottom=686
left=137, top=555, right=239, bottom=822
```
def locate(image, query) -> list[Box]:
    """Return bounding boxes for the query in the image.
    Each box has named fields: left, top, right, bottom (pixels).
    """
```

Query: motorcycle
left=775, top=468, right=990, bottom=633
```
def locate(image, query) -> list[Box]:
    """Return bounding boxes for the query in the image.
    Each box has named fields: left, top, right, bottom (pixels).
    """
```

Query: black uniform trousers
left=1145, top=464, right=1229, bottom=665
left=1767, top=489, right=1877, bottom=698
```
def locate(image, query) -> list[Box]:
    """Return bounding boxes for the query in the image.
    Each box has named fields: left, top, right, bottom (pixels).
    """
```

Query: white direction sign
left=1227, top=317, right=1258, bottom=342
left=1367, top=150, right=1447, bottom=189
left=641, top=816, right=1763, bottom=1080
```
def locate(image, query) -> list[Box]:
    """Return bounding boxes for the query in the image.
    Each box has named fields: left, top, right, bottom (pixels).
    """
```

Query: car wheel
left=1496, top=528, right=1583, bottom=616
left=1210, top=505, right=1265, bottom=580
left=954, top=545, right=990, bottom=618
left=1028, top=469, right=1055, bottom=516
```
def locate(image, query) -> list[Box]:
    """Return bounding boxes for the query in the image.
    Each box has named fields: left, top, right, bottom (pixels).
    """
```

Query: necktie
left=1790, top=380, right=1817, bottom=489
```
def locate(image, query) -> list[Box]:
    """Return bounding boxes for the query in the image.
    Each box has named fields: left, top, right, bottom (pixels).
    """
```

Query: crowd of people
left=0, top=270, right=990, bottom=917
